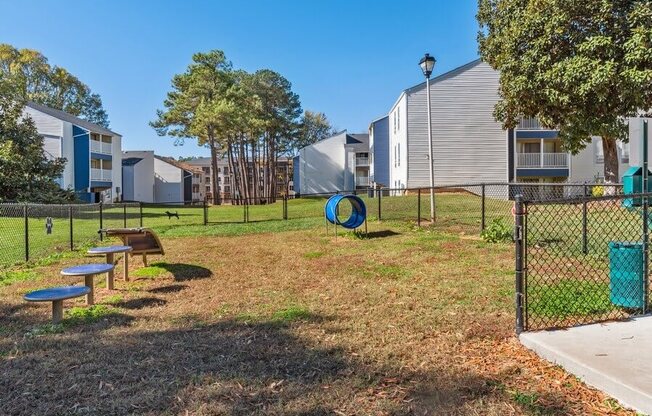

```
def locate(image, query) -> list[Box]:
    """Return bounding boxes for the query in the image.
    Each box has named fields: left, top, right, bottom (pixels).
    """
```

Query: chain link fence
left=0, top=183, right=619, bottom=267
left=516, top=190, right=648, bottom=332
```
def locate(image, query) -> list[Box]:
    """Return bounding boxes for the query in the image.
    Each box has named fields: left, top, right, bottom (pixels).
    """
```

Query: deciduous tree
left=478, top=0, right=652, bottom=183
left=0, top=44, right=109, bottom=127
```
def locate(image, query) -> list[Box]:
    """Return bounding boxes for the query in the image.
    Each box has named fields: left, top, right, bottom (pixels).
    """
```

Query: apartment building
left=294, top=131, right=370, bottom=194
left=121, top=151, right=203, bottom=203
left=185, top=156, right=293, bottom=202
left=25, top=101, right=122, bottom=202
left=383, top=59, right=632, bottom=189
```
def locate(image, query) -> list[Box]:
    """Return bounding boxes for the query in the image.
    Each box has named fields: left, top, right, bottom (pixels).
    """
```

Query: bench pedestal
left=52, top=300, right=64, bottom=324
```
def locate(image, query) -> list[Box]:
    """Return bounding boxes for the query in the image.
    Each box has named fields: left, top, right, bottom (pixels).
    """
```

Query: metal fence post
left=69, top=206, right=74, bottom=251
left=283, top=195, right=288, bottom=220
left=24, top=204, right=29, bottom=262
left=514, top=194, right=526, bottom=333
left=378, top=188, right=382, bottom=221
left=139, top=202, right=143, bottom=227
left=417, top=188, right=421, bottom=227
left=99, top=202, right=103, bottom=241
left=481, top=184, right=486, bottom=231
left=582, top=200, right=588, bottom=255
left=123, top=204, right=127, bottom=228
left=643, top=120, right=649, bottom=314
left=203, top=198, right=208, bottom=226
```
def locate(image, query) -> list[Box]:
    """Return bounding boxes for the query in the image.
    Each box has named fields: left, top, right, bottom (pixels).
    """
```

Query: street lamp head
left=419, top=53, right=436, bottom=79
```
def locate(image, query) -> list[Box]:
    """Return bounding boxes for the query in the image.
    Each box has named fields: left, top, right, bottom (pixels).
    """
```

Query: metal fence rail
left=517, top=191, right=650, bottom=331
left=0, top=183, right=620, bottom=267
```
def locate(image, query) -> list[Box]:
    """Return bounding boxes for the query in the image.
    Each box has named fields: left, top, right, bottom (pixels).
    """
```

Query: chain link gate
left=516, top=192, right=652, bottom=332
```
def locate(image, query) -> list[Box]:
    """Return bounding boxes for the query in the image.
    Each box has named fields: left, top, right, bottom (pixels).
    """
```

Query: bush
left=591, top=185, right=604, bottom=197
left=481, top=219, right=512, bottom=243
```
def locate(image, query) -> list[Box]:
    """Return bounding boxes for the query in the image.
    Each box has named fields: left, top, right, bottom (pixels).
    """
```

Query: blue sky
left=0, top=0, right=481, bottom=158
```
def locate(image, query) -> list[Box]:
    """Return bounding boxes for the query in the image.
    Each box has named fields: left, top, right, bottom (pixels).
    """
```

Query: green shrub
left=481, top=219, right=512, bottom=243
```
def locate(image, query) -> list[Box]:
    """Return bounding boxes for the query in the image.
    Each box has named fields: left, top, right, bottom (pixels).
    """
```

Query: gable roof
left=388, top=59, right=485, bottom=112
left=25, top=101, right=120, bottom=137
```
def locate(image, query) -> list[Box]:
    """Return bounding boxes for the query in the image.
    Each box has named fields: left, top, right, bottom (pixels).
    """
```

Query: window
left=202, top=167, right=210, bottom=174
left=224, top=167, right=229, bottom=175
left=224, top=186, right=230, bottom=193
left=393, top=145, right=397, bottom=168
left=397, top=143, right=400, bottom=167
left=218, top=167, right=221, bottom=173
left=594, top=138, right=604, bottom=163
left=192, top=184, right=200, bottom=193
left=205, top=177, right=211, bottom=184
left=621, top=141, right=630, bottom=163
left=397, top=106, right=400, bottom=131
left=206, top=186, right=211, bottom=192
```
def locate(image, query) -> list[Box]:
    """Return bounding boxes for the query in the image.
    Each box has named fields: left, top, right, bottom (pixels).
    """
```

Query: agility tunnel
left=324, top=194, right=367, bottom=229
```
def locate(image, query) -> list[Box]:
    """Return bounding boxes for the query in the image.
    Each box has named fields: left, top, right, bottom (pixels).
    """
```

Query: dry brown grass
left=0, top=222, right=636, bottom=415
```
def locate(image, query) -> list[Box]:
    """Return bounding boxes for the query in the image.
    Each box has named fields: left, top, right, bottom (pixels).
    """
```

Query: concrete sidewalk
left=520, top=316, right=652, bottom=415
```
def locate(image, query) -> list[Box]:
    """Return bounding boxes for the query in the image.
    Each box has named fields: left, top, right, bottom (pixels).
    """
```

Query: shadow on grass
left=364, top=230, right=400, bottom=239
left=159, top=263, right=212, bottom=281
left=148, top=284, right=189, bottom=294
left=116, top=297, right=167, bottom=310
left=1, top=314, right=574, bottom=415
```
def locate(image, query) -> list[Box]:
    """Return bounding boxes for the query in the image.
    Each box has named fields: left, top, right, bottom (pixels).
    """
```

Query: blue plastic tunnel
left=324, top=194, right=367, bottom=229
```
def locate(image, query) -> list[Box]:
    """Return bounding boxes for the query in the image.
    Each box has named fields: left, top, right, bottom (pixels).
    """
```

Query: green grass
left=131, top=263, right=168, bottom=278
left=0, top=270, right=38, bottom=286
left=271, top=305, right=313, bottom=323
left=528, top=279, right=612, bottom=319
left=0, top=192, right=517, bottom=269
left=303, top=251, right=324, bottom=259
left=64, top=305, right=115, bottom=326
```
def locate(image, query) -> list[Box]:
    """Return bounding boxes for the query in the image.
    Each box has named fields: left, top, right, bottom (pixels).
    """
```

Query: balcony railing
left=90, top=140, right=112, bottom=154
left=517, top=117, right=543, bottom=130
left=517, top=153, right=569, bottom=168
left=355, top=176, right=370, bottom=186
left=356, top=157, right=369, bottom=166
left=91, top=168, right=112, bottom=181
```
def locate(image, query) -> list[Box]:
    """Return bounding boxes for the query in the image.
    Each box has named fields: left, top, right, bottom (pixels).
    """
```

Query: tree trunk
left=602, top=136, right=619, bottom=195
left=208, top=134, right=220, bottom=205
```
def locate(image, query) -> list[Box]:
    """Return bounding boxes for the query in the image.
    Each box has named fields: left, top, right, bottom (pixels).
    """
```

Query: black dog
left=165, top=211, right=179, bottom=220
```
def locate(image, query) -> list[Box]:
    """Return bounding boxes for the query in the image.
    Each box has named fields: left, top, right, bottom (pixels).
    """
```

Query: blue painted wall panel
left=293, top=156, right=300, bottom=194
left=73, top=125, right=90, bottom=192
left=516, top=168, right=569, bottom=177
left=516, top=130, right=559, bottom=139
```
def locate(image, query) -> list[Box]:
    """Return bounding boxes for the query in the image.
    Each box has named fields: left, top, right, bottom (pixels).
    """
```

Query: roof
left=154, top=155, right=195, bottom=172
left=346, top=133, right=369, bottom=145
left=25, top=101, right=120, bottom=136
left=122, top=157, right=143, bottom=166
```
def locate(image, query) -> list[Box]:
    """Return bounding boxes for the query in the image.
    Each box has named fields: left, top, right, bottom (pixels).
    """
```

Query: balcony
left=355, top=156, right=369, bottom=166
left=90, top=139, right=112, bottom=155
left=91, top=168, right=112, bottom=181
left=517, top=117, right=543, bottom=130
left=355, top=176, right=370, bottom=187
left=517, top=153, right=569, bottom=168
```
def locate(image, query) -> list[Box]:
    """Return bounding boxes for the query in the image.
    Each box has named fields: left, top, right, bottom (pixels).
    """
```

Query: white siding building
left=24, top=101, right=122, bottom=202
left=296, top=131, right=369, bottom=194
left=122, top=151, right=155, bottom=202
left=379, top=59, right=633, bottom=188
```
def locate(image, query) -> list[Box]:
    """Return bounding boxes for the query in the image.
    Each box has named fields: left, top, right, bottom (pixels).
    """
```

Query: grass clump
left=101, top=294, right=124, bottom=305
left=480, top=218, right=512, bottom=243
left=303, top=251, right=324, bottom=259
left=131, top=263, right=168, bottom=278
left=64, top=305, right=114, bottom=326
left=0, top=270, right=38, bottom=286
left=272, top=305, right=313, bottom=323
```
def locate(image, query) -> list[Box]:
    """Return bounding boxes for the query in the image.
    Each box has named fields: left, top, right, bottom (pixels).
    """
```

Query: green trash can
left=608, top=242, right=645, bottom=308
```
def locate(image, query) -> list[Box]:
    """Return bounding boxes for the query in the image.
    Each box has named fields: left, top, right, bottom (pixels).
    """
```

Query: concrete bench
left=24, top=286, right=91, bottom=324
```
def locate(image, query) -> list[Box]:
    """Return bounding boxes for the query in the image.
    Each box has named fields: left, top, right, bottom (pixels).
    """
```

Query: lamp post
left=419, top=53, right=436, bottom=222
